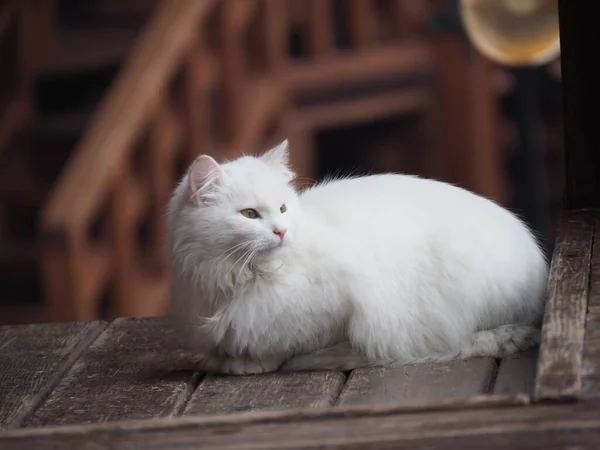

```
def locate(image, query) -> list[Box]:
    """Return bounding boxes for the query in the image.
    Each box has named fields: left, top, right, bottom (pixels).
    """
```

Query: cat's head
left=171, top=140, right=299, bottom=262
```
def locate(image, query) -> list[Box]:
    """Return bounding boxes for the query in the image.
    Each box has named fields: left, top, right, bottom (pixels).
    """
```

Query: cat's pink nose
left=273, top=227, right=287, bottom=239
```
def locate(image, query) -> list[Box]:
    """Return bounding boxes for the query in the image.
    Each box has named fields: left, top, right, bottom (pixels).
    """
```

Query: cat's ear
left=187, top=155, right=223, bottom=205
left=260, top=139, right=295, bottom=180
left=260, top=139, right=290, bottom=169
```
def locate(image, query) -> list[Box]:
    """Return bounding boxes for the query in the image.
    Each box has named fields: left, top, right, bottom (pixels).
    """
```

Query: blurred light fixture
left=460, top=0, right=560, bottom=66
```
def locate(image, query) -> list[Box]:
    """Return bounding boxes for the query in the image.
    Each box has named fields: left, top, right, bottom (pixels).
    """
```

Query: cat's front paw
left=199, top=355, right=281, bottom=375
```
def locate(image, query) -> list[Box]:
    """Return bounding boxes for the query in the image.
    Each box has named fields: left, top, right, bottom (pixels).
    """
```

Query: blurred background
left=0, top=0, right=563, bottom=325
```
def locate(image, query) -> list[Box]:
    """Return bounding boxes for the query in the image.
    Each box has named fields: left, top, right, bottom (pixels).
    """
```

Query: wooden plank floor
left=0, top=321, right=106, bottom=429
left=0, top=208, right=598, bottom=449
left=0, top=314, right=538, bottom=430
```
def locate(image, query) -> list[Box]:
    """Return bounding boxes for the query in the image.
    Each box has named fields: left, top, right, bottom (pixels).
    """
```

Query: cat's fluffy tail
left=279, top=324, right=540, bottom=372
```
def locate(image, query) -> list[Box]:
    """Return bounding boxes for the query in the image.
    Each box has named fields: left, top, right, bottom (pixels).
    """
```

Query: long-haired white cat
left=167, top=141, right=548, bottom=375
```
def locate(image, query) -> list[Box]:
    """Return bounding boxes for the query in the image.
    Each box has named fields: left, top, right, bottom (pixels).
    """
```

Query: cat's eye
left=240, top=208, right=259, bottom=219
left=280, top=204, right=287, bottom=213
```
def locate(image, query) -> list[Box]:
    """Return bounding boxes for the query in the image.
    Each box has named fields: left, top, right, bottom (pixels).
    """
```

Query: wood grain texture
left=184, top=371, right=346, bottom=416
left=23, top=317, right=200, bottom=427
left=588, top=213, right=600, bottom=307
left=0, top=321, right=106, bottom=430
left=2, top=398, right=599, bottom=450
left=338, top=357, right=497, bottom=406
left=583, top=306, right=600, bottom=397
left=493, top=349, right=538, bottom=395
left=582, top=215, right=600, bottom=397
left=534, top=209, right=594, bottom=401
left=0, top=393, right=530, bottom=437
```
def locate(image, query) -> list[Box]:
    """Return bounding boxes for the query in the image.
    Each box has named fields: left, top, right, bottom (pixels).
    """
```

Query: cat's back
left=298, top=173, right=543, bottom=267
left=297, top=173, right=547, bottom=328
left=299, top=173, right=508, bottom=228
left=301, top=173, right=471, bottom=208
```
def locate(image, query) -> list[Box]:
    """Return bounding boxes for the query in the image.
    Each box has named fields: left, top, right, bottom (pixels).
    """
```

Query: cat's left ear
left=260, top=139, right=290, bottom=169
left=260, top=139, right=295, bottom=180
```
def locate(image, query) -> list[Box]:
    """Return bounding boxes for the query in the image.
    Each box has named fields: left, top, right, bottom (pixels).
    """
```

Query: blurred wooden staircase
left=0, top=0, right=156, bottom=324
left=37, top=0, right=443, bottom=323
left=0, top=0, right=563, bottom=325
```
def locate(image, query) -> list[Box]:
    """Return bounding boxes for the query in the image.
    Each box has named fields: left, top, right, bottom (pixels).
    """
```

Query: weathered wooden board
left=587, top=214, right=600, bottom=307
left=582, top=305, right=600, bottom=397
left=582, top=215, right=600, bottom=397
left=534, top=209, right=594, bottom=401
left=493, top=349, right=538, bottom=395
left=337, top=357, right=497, bottom=406
left=0, top=321, right=106, bottom=430
left=184, top=371, right=346, bottom=416
left=0, top=399, right=598, bottom=450
left=23, top=317, right=200, bottom=427
left=582, top=212, right=600, bottom=396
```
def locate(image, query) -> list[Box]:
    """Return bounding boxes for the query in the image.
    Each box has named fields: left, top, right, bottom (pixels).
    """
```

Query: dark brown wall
left=559, top=0, right=600, bottom=209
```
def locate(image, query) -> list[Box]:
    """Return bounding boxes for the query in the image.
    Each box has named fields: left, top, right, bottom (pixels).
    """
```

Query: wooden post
left=307, top=0, right=336, bottom=57
left=558, top=0, right=600, bottom=209
left=347, top=0, right=378, bottom=49
left=432, top=0, right=506, bottom=206
left=220, top=0, right=250, bottom=141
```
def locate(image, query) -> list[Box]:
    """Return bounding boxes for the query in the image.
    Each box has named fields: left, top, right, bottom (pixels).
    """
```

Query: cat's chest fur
left=194, top=250, right=350, bottom=358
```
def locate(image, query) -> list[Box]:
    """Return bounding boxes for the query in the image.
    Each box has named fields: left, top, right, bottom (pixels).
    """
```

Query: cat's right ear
left=187, top=155, right=223, bottom=205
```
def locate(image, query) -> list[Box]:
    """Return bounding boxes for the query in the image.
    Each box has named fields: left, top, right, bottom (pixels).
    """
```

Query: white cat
left=167, top=141, right=548, bottom=375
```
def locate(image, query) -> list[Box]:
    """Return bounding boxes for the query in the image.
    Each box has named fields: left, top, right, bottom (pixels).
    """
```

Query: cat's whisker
left=221, top=241, right=250, bottom=257
left=235, top=248, right=259, bottom=285
left=225, top=247, right=254, bottom=282
left=214, top=241, right=251, bottom=267
left=214, top=241, right=260, bottom=276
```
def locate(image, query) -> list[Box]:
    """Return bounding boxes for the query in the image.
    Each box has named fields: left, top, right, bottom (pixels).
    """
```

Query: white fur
left=167, top=141, right=548, bottom=375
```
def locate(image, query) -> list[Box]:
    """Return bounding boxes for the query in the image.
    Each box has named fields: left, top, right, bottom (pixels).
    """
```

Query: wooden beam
left=7, top=398, right=600, bottom=449
left=285, top=42, right=433, bottom=90
left=534, top=209, right=594, bottom=401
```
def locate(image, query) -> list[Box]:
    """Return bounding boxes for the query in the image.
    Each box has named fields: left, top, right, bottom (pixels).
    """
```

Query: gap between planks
left=21, top=317, right=207, bottom=427
left=13, top=318, right=350, bottom=426
left=336, top=357, right=500, bottom=407
left=0, top=321, right=108, bottom=430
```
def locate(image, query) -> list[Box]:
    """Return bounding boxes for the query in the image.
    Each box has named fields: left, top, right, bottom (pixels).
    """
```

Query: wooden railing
left=40, top=0, right=288, bottom=321
left=40, top=0, right=440, bottom=322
